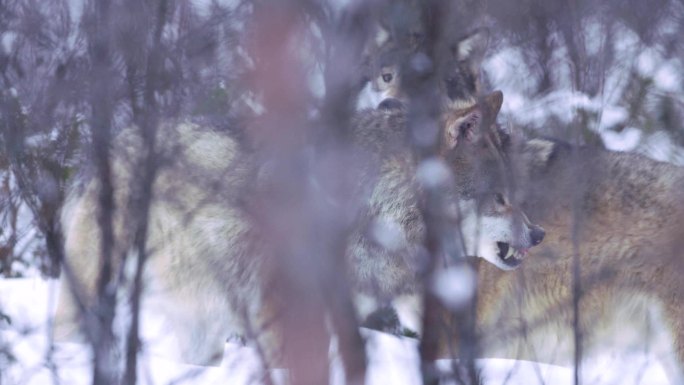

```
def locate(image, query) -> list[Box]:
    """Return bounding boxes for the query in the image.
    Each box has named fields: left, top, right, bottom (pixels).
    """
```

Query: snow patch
left=654, top=61, right=682, bottom=92
left=598, top=105, right=628, bottom=132
left=0, top=278, right=675, bottom=384
left=602, top=127, right=642, bottom=152
left=637, top=47, right=662, bottom=78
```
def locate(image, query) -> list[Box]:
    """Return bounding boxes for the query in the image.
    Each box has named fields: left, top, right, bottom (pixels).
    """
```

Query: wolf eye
left=382, top=73, right=393, bottom=83
left=495, top=193, right=506, bottom=205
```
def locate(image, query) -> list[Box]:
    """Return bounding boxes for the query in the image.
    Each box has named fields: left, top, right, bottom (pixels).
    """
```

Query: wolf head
left=359, top=33, right=410, bottom=110
left=439, top=91, right=545, bottom=270
left=359, top=28, right=488, bottom=111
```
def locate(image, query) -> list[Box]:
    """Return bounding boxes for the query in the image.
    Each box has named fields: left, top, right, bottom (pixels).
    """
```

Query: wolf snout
left=529, top=225, right=545, bottom=246
left=378, top=98, right=404, bottom=110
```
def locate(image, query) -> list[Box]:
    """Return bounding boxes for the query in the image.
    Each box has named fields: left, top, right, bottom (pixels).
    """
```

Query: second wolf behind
left=358, top=25, right=489, bottom=112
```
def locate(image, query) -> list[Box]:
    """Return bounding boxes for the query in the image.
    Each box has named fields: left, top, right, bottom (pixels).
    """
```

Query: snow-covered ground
left=0, top=278, right=672, bottom=385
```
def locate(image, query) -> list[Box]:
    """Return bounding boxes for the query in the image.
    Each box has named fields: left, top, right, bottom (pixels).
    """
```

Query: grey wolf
left=56, top=123, right=262, bottom=365
left=474, top=138, right=684, bottom=384
left=55, top=91, right=544, bottom=366
left=348, top=91, right=545, bottom=333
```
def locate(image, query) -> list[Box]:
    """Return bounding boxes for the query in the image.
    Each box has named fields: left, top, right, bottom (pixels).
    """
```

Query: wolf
left=473, top=138, right=684, bottom=383
left=54, top=90, right=544, bottom=366
left=56, top=123, right=264, bottom=365
left=348, top=91, right=545, bottom=331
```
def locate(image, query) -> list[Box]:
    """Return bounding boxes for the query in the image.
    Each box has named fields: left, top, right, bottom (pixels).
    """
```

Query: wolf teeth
left=505, top=246, right=516, bottom=260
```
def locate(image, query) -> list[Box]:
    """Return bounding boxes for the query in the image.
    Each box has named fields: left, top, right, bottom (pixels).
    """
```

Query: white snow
left=637, top=48, right=661, bottom=78
left=0, top=278, right=673, bottom=385
left=478, top=20, right=684, bottom=166
left=597, top=105, right=629, bottom=132
left=654, top=61, right=682, bottom=93
left=602, top=126, right=642, bottom=152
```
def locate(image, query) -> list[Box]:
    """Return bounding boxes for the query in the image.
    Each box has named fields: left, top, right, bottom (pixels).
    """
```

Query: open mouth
left=496, top=242, right=527, bottom=268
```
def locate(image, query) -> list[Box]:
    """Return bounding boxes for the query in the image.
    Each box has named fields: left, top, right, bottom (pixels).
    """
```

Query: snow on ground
left=0, top=278, right=672, bottom=385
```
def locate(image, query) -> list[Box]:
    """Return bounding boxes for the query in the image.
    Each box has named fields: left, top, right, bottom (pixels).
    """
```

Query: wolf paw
left=362, top=306, right=418, bottom=338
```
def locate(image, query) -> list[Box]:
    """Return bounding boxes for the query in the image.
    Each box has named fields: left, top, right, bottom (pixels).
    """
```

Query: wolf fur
left=474, top=139, right=684, bottom=383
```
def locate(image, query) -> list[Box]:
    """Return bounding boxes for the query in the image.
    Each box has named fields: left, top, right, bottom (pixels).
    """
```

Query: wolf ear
left=443, top=91, right=501, bottom=150
left=373, top=23, right=391, bottom=48
left=444, top=108, right=482, bottom=150
left=454, top=28, right=489, bottom=63
left=523, top=139, right=558, bottom=172
left=361, top=23, right=392, bottom=75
